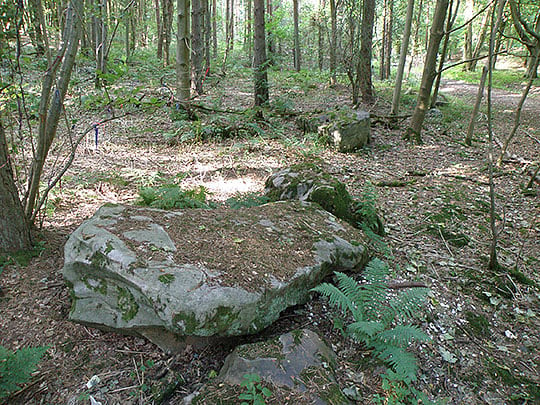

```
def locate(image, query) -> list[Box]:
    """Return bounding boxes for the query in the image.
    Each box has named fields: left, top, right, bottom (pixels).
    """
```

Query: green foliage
left=138, top=184, right=214, bottom=210
left=226, top=193, right=271, bottom=209
left=312, top=258, right=430, bottom=402
left=238, top=373, right=272, bottom=405
left=354, top=181, right=385, bottom=236
left=0, top=345, right=48, bottom=400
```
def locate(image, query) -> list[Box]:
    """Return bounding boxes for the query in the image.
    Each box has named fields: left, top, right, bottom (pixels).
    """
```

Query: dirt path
left=440, top=79, right=540, bottom=111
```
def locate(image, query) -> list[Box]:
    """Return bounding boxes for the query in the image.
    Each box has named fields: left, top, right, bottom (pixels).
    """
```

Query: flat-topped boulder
left=63, top=201, right=368, bottom=351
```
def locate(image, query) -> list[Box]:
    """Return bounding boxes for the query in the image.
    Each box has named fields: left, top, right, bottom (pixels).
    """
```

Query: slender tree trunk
left=463, top=0, right=474, bottom=67
left=431, top=0, right=458, bottom=108
left=253, top=0, right=268, bottom=106
left=204, top=0, right=211, bottom=68
left=25, top=0, right=82, bottom=221
left=156, top=0, right=163, bottom=59
left=293, top=0, right=300, bottom=71
left=177, top=0, right=191, bottom=101
left=465, top=0, right=506, bottom=146
left=0, top=118, right=32, bottom=252
left=391, top=0, right=414, bottom=114
left=94, top=0, right=108, bottom=88
left=359, top=0, right=375, bottom=104
left=329, top=0, right=337, bottom=84
left=405, top=0, right=449, bottom=144
left=407, top=0, right=423, bottom=79
left=469, top=2, right=491, bottom=71
left=380, top=0, right=393, bottom=80
left=212, top=0, right=217, bottom=57
left=498, top=52, right=539, bottom=165
left=162, top=0, right=174, bottom=66
left=245, top=0, right=252, bottom=62
left=317, top=0, right=325, bottom=71
left=266, top=0, right=274, bottom=62
left=192, top=0, right=204, bottom=93
left=486, top=0, right=508, bottom=271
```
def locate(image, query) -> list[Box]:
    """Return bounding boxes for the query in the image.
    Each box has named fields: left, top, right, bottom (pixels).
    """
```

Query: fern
left=312, top=258, right=430, bottom=397
left=0, top=345, right=48, bottom=399
left=138, top=185, right=214, bottom=210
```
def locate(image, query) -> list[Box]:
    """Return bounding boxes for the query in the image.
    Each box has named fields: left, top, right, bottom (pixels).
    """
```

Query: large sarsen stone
left=63, top=201, right=368, bottom=351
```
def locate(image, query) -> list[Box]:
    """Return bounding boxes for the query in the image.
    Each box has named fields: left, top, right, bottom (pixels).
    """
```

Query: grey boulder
left=63, top=201, right=368, bottom=351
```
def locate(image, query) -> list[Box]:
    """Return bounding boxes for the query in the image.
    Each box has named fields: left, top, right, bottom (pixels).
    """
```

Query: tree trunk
left=192, top=0, right=204, bottom=93
left=94, top=0, right=108, bottom=88
left=380, top=0, right=393, bottom=80
left=405, top=0, right=449, bottom=144
left=245, top=0, right=252, bottom=62
left=407, top=0, right=423, bottom=79
left=465, top=0, right=506, bottom=146
left=266, top=0, right=274, bottom=62
left=509, top=0, right=540, bottom=79
left=204, top=0, right=211, bottom=68
left=317, top=0, right=325, bottom=71
left=177, top=0, right=191, bottom=101
left=210, top=0, right=216, bottom=58
left=391, top=0, right=414, bottom=114
left=469, top=2, right=491, bottom=71
left=359, top=0, right=375, bottom=104
left=253, top=0, right=268, bottom=106
left=293, top=0, right=300, bottom=71
left=162, top=0, right=174, bottom=65
left=156, top=0, right=163, bottom=59
left=0, top=119, right=32, bottom=253
left=463, top=0, right=474, bottom=67
left=25, top=0, right=82, bottom=221
left=329, top=0, right=337, bottom=84
left=431, top=0, right=458, bottom=108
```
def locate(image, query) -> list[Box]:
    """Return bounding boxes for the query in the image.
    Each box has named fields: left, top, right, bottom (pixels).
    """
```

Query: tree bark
left=317, top=0, right=325, bottom=71
left=212, top=0, right=217, bottom=57
left=359, top=0, right=376, bottom=104
left=391, top=0, right=414, bottom=114
left=380, top=0, right=393, bottom=80
left=293, top=0, right=301, bottom=71
left=156, top=0, right=163, bottom=59
left=329, top=0, right=337, bottom=84
left=253, top=0, right=268, bottom=106
left=0, top=119, right=32, bottom=253
left=94, top=0, right=108, bottom=88
left=509, top=0, right=540, bottom=79
left=192, top=0, right=204, bottom=93
left=405, top=0, right=449, bottom=144
left=469, top=1, right=492, bottom=71
left=177, top=0, right=191, bottom=101
left=162, top=0, right=174, bottom=65
left=431, top=0, right=458, bottom=108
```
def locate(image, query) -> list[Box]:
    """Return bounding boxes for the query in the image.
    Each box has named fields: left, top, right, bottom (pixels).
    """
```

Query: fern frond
left=387, top=288, right=430, bottom=324
left=311, top=280, right=355, bottom=315
left=377, top=325, right=431, bottom=347
left=0, top=345, right=48, bottom=399
left=375, top=346, right=419, bottom=384
left=334, top=272, right=364, bottom=307
left=347, top=320, right=385, bottom=341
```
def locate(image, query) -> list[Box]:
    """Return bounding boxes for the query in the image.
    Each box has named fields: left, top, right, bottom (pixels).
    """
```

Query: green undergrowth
left=138, top=184, right=214, bottom=210
left=0, top=345, right=49, bottom=401
left=312, top=258, right=431, bottom=404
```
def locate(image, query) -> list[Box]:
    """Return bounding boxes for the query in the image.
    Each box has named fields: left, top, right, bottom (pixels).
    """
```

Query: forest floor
left=0, top=64, right=539, bottom=405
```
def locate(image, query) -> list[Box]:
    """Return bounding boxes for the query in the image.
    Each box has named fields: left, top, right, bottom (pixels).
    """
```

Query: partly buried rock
left=187, top=329, right=350, bottom=404
left=265, top=163, right=384, bottom=235
left=63, top=201, right=368, bottom=351
left=318, top=109, right=371, bottom=152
